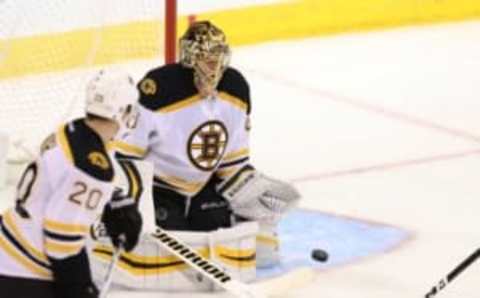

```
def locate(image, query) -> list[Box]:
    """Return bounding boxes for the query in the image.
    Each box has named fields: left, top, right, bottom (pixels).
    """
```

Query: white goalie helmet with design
left=180, top=20, right=231, bottom=94
left=85, top=69, right=139, bottom=126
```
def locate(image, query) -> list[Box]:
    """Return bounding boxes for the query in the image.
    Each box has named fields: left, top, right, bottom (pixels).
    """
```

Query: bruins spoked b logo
left=188, top=121, right=228, bottom=171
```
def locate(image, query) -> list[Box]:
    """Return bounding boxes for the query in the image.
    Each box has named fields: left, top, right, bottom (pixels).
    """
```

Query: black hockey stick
left=149, top=227, right=316, bottom=298
left=425, top=248, right=480, bottom=297
left=150, top=227, right=266, bottom=298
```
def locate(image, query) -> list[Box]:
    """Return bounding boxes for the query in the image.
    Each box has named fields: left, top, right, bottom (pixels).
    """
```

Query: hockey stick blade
left=425, top=248, right=480, bottom=298
left=150, top=228, right=266, bottom=298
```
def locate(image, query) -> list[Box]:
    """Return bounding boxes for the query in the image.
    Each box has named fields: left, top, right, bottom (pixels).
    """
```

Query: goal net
left=0, top=0, right=175, bottom=164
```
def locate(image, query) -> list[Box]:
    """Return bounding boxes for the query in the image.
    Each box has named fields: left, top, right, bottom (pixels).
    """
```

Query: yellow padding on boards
left=2, top=0, right=480, bottom=79
left=0, top=20, right=166, bottom=79
left=203, top=0, right=480, bottom=45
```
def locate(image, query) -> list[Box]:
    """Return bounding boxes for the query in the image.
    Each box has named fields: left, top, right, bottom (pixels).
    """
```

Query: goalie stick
left=150, top=227, right=315, bottom=298
left=424, top=247, right=480, bottom=297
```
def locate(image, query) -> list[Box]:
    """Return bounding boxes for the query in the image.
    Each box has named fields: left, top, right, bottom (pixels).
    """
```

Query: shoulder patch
left=61, top=119, right=114, bottom=182
left=88, top=151, right=110, bottom=170
left=138, top=63, right=198, bottom=112
left=139, top=78, right=157, bottom=96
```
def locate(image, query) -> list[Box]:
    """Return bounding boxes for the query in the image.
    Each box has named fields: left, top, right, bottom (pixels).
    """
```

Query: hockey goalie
left=88, top=20, right=301, bottom=293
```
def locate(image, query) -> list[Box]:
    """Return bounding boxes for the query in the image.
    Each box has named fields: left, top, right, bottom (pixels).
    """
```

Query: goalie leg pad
left=88, top=222, right=258, bottom=292
left=256, top=219, right=280, bottom=268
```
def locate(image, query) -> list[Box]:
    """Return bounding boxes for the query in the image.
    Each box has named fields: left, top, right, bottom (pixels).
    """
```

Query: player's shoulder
left=137, top=63, right=197, bottom=111
left=140, top=63, right=190, bottom=86
left=222, top=67, right=249, bottom=88
left=55, top=119, right=114, bottom=182
left=218, top=66, right=251, bottom=114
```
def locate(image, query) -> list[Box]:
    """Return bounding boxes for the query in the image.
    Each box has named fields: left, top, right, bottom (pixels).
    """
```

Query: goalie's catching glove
left=101, top=188, right=142, bottom=251
left=218, top=165, right=301, bottom=221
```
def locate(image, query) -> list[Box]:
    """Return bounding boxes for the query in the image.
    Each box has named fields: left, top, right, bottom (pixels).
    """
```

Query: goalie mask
left=180, top=21, right=231, bottom=95
left=85, top=69, right=139, bottom=130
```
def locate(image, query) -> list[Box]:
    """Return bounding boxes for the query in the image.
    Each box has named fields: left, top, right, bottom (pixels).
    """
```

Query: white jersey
left=113, top=64, right=251, bottom=196
left=0, top=119, right=121, bottom=281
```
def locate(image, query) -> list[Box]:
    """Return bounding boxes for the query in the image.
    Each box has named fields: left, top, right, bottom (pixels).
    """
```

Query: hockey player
left=0, top=70, right=143, bottom=298
left=112, top=20, right=300, bottom=279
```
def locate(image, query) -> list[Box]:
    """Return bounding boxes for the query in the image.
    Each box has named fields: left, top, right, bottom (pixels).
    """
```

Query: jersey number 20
left=68, top=181, right=103, bottom=210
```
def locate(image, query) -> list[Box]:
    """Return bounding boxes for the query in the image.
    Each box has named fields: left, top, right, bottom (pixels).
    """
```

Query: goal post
left=165, top=0, right=177, bottom=64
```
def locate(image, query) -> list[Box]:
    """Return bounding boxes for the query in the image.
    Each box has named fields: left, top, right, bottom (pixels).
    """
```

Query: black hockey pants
left=0, top=274, right=55, bottom=298
left=153, top=176, right=233, bottom=231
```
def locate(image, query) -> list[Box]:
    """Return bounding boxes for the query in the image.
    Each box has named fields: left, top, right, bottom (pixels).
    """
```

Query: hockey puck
left=311, top=249, right=329, bottom=262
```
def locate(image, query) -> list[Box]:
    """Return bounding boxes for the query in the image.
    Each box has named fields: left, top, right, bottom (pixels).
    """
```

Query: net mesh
left=0, top=0, right=167, bottom=161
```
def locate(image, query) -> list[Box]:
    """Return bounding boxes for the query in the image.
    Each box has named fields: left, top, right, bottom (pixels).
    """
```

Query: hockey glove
left=101, top=188, right=142, bottom=251
left=218, top=165, right=301, bottom=221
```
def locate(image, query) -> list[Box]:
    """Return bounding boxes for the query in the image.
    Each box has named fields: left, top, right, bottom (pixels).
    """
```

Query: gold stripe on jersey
left=216, top=167, right=238, bottom=179
left=57, top=125, right=74, bottom=163
left=223, top=148, right=249, bottom=162
left=109, top=141, right=147, bottom=158
left=44, top=219, right=89, bottom=236
left=158, top=175, right=206, bottom=194
left=0, top=233, right=52, bottom=279
left=3, top=210, right=49, bottom=264
left=45, top=238, right=83, bottom=255
left=119, top=160, right=143, bottom=201
left=218, top=92, right=248, bottom=112
left=157, top=94, right=202, bottom=113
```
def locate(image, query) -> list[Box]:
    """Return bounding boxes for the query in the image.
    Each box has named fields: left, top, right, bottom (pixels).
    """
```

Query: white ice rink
left=2, top=20, right=480, bottom=297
